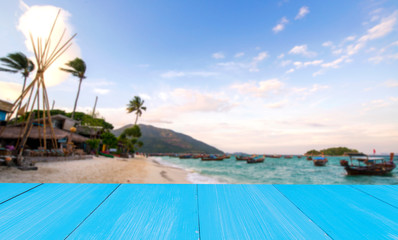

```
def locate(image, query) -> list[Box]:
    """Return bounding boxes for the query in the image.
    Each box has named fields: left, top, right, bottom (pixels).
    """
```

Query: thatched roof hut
left=0, top=126, right=88, bottom=142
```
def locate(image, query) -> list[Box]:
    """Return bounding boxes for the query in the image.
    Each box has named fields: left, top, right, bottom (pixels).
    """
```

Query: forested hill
left=305, top=147, right=359, bottom=156
left=112, top=124, right=223, bottom=154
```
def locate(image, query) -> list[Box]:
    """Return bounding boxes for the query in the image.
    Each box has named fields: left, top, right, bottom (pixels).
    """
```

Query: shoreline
left=0, top=155, right=191, bottom=184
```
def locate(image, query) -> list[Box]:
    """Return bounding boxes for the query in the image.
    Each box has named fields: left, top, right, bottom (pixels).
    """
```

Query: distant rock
left=112, top=124, right=223, bottom=154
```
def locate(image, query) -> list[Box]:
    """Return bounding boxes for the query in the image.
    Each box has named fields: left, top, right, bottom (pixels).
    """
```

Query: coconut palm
left=60, top=58, right=86, bottom=120
left=127, top=96, right=146, bottom=125
left=0, top=52, right=35, bottom=111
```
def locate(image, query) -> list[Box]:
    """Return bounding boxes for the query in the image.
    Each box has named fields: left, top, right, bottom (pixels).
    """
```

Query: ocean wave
left=150, top=157, right=226, bottom=184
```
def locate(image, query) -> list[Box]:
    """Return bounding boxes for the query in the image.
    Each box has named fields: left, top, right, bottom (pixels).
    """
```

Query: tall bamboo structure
left=0, top=10, right=77, bottom=165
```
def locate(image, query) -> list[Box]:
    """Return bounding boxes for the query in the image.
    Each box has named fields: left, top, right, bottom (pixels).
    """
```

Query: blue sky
left=0, top=0, right=397, bottom=154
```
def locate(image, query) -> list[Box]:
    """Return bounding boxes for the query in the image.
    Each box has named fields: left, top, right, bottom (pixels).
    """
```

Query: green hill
left=112, top=124, right=223, bottom=154
left=305, top=147, right=359, bottom=156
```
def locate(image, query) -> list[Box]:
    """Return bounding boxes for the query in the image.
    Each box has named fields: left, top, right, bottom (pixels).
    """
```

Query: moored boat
left=313, top=157, right=328, bottom=166
left=341, top=153, right=396, bottom=176
left=201, top=155, right=224, bottom=161
left=247, top=157, right=265, bottom=164
left=268, top=155, right=281, bottom=159
left=236, top=155, right=250, bottom=161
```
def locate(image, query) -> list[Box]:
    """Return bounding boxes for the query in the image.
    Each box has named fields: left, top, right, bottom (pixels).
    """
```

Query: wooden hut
left=0, top=100, right=13, bottom=121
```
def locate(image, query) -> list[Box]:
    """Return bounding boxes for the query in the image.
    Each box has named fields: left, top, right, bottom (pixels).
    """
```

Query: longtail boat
left=201, top=155, right=224, bottom=161
left=247, top=157, right=265, bottom=164
left=341, top=153, right=395, bottom=176
left=179, top=154, right=192, bottom=159
left=313, top=157, right=328, bottom=166
left=236, top=155, right=250, bottom=161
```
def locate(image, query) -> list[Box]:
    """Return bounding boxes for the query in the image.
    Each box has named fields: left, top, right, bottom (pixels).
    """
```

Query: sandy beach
left=0, top=156, right=191, bottom=184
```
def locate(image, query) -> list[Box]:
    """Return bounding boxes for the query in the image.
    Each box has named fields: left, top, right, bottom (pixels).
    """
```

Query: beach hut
left=0, top=100, right=13, bottom=121
left=0, top=10, right=77, bottom=166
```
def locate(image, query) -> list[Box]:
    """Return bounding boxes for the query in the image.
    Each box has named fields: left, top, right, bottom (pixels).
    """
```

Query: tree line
left=305, top=147, right=359, bottom=156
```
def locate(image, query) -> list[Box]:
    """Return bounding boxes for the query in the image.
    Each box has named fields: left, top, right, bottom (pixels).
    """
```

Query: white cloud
left=286, top=68, right=295, bottom=74
left=84, top=79, right=115, bottom=87
left=273, top=17, right=289, bottom=33
left=292, top=84, right=329, bottom=96
left=231, top=79, right=284, bottom=97
left=295, top=6, right=310, bottom=20
left=0, top=81, right=22, bottom=102
left=17, top=4, right=81, bottom=87
left=161, top=71, right=185, bottom=78
left=347, top=11, right=397, bottom=56
left=280, top=60, right=292, bottom=67
left=266, top=100, right=288, bottom=109
left=158, top=92, right=169, bottom=101
left=212, top=52, right=225, bottom=59
left=321, top=55, right=349, bottom=69
left=293, top=60, right=323, bottom=69
left=289, top=44, right=317, bottom=57
left=277, top=53, right=285, bottom=59
left=234, top=52, right=245, bottom=58
left=322, top=41, right=334, bottom=47
left=345, top=35, right=356, bottom=42
left=93, top=88, right=110, bottom=95
left=332, top=49, right=343, bottom=55
left=249, top=52, right=268, bottom=72
left=250, top=52, right=269, bottom=72
left=160, top=71, right=217, bottom=78
left=138, top=93, right=151, bottom=100
left=362, top=99, right=390, bottom=112
left=361, top=11, right=397, bottom=41
left=369, top=53, right=398, bottom=63
left=368, top=40, right=398, bottom=63
left=312, top=70, right=324, bottom=77
left=170, top=88, right=234, bottom=113
left=253, top=52, right=268, bottom=61
left=384, top=79, right=398, bottom=87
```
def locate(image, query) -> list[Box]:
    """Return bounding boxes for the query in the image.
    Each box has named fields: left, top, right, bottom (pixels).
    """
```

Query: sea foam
left=151, top=157, right=225, bottom=184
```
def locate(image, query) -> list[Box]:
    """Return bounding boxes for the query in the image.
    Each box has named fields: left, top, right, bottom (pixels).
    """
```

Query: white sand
left=0, top=155, right=191, bottom=184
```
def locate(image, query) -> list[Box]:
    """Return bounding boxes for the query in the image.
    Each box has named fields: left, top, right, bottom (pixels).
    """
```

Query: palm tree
left=0, top=52, right=35, bottom=111
left=60, top=58, right=86, bottom=120
left=127, top=96, right=146, bottom=125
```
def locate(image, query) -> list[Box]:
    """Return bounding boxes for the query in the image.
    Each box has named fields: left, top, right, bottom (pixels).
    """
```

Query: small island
left=305, top=147, right=359, bottom=156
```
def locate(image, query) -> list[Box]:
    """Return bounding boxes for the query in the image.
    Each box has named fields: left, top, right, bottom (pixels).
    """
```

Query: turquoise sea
left=154, top=155, right=398, bottom=184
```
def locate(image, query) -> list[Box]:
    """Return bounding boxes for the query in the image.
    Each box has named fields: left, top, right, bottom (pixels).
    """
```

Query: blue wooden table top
left=0, top=184, right=397, bottom=239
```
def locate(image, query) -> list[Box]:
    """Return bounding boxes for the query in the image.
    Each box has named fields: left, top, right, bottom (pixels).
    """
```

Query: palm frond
left=0, top=57, right=22, bottom=70
left=0, top=67, right=18, bottom=73
left=61, top=57, right=87, bottom=79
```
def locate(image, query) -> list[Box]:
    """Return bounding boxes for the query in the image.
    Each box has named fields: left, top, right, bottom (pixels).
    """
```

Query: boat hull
left=247, top=158, right=265, bottom=164
left=345, top=163, right=396, bottom=176
left=201, top=157, right=224, bottom=161
left=313, top=159, right=327, bottom=166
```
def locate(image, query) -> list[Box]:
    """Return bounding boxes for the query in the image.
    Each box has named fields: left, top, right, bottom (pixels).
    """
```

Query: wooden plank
left=353, top=185, right=398, bottom=209
left=0, top=183, right=118, bottom=240
left=275, top=185, right=398, bottom=239
left=67, top=184, right=199, bottom=239
left=198, top=185, right=330, bottom=240
left=0, top=183, right=40, bottom=204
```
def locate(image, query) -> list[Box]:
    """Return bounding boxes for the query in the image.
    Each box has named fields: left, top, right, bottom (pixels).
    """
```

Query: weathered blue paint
left=0, top=183, right=118, bottom=240
left=0, top=111, right=6, bottom=121
left=67, top=184, right=199, bottom=240
left=0, top=183, right=397, bottom=239
left=198, top=185, right=330, bottom=240
left=275, top=185, right=398, bottom=240
left=353, top=185, right=398, bottom=209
